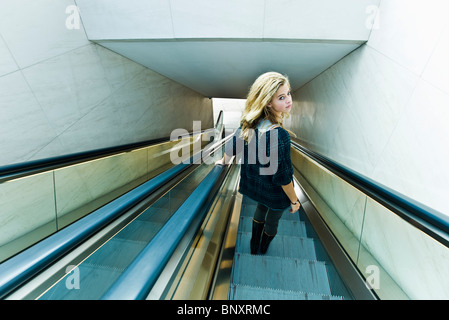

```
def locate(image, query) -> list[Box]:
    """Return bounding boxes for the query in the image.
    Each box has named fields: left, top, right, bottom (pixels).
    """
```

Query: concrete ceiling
left=96, top=39, right=363, bottom=98
left=75, top=0, right=379, bottom=98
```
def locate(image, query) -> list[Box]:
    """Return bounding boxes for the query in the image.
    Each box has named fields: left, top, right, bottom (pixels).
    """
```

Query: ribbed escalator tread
left=240, top=203, right=299, bottom=221
left=229, top=195, right=344, bottom=300
left=231, top=253, right=332, bottom=296
left=237, top=216, right=308, bottom=238
left=229, top=284, right=343, bottom=300
left=235, top=232, right=317, bottom=260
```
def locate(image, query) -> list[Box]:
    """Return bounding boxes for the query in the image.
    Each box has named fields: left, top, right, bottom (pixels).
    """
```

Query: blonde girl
left=216, top=72, right=300, bottom=254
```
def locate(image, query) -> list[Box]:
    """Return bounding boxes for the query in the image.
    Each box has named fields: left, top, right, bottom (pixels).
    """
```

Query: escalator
left=2, top=122, right=446, bottom=300
left=38, top=162, right=215, bottom=300
left=0, top=138, right=352, bottom=300
left=228, top=195, right=347, bottom=300
left=0, top=132, right=232, bottom=300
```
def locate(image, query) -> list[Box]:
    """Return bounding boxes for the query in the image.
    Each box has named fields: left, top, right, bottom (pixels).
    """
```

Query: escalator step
left=231, top=253, right=331, bottom=295
left=237, top=216, right=308, bottom=237
left=240, top=204, right=299, bottom=222
left=228, top=284, right=343, bottom=300
left=235, top=232, right=317, bottom=260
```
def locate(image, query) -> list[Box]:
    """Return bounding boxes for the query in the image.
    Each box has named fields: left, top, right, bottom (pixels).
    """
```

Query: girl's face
left=267, top=83, right=292, bottom=117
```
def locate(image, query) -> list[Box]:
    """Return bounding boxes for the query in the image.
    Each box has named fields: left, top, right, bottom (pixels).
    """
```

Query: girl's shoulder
left=257, top=119, right=280, bottom=131
left=274, top=126, right=291, bottom=141
left=256, top=119, right=290, bottom=138
left=268, top=126, right=291, bottom=148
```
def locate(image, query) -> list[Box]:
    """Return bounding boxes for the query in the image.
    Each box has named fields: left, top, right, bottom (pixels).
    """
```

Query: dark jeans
left=253, top=203, right=284, bottom=235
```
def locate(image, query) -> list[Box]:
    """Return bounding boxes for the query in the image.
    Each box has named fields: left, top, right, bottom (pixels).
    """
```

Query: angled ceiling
left=96, top=39, right=362, bottom=98
left=76, top=0, right=380, bottom=98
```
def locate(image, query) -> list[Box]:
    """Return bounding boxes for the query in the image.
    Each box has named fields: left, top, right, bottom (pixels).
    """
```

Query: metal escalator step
left=279, top=211, right=301, bottom=221
left=231, top=253, right=331, bottom=295
left=238, top=216, right=307, bottom=237
left=228, top=284, right=343, bottom=300
left=235, top=232, right=317, bottom=260
left=240, top=204, right=299, bottom=222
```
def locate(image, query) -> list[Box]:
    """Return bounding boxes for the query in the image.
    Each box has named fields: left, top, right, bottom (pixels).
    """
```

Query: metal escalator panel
left=37, top=163, right=214, bottom=300
left=228, top=196, right=348, bottom=300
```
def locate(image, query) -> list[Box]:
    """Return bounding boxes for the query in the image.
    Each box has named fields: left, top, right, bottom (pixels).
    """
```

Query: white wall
left=74, top=0, right=379, bottom=99
left=0, top=0, right=212, bottom=167
left=290, top=0, right=449, bottom=218
left=212, top=98, right=245, bottom=135
left=76, top=0, right=380, bottom=41
left=289, top=0, right=449, bottom=299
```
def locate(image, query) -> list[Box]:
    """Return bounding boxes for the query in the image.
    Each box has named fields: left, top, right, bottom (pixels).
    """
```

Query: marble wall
left=0, top=138, right=197, bottom=262
left=290, top=0, right=449, bottom=221
left=0, top=0, right=213, bottom=167
left=212, top=98, right=245, bottom=135
left=0, top=0, right=212, bottom=261
left=289, top=0, right=449, bottom=299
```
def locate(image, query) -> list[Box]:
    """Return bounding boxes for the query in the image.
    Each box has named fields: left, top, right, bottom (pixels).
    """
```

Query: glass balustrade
left=291, top=147, right=449, bottom=299
left=0, top=133, right=208, bottom=263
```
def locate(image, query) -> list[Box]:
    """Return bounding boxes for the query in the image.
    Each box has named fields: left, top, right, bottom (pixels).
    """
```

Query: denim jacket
left=225, top=120, right=293, bottom=210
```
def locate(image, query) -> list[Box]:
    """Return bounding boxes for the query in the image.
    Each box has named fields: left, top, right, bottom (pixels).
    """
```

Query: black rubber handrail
left=291, top=138, right=449, bottom=248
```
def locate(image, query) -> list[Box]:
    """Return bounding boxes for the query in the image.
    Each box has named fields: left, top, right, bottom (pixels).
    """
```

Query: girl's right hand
left=290, top=201, right=300, bottom=213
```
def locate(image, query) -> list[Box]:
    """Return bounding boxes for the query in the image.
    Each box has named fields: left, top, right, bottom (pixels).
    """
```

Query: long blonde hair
left=240, top=72, right=291, bottom=142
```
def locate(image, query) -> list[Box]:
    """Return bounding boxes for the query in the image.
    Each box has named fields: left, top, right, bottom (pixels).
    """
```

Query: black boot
left=250, top=219, right=264, bottom=254
left=260, top=231, right=276, bottom=254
